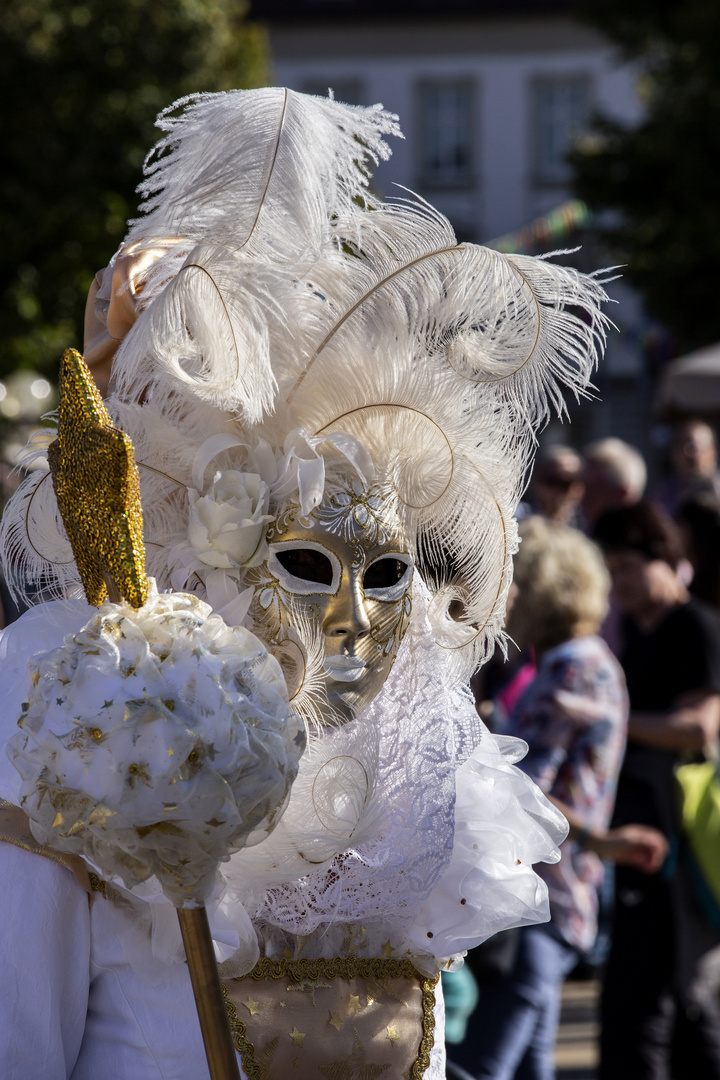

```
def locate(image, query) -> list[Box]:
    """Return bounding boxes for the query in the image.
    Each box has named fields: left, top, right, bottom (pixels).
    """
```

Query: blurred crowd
left=450, top=418, right=720, bottom=1080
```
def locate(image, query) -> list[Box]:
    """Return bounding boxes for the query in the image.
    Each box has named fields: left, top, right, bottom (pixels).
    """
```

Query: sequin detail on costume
left=47, top=348, right=147, bottom=609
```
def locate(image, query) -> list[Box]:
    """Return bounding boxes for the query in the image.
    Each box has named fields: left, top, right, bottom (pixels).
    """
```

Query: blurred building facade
left=250, top=0, right=658, bottom=460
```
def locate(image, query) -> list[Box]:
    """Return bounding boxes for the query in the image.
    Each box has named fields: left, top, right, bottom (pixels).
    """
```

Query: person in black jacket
left=594, top=500, right=720, bottom=1080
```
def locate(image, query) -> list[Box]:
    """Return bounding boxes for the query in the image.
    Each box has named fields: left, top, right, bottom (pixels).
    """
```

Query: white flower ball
left=8, top=583, right=305, bottom=906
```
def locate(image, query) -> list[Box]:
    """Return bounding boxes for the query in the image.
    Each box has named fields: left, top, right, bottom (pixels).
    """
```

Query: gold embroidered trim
left=88, top=871, right=131, bottom=906
left=223, top=984, right=255, bottom=1072
left=222, top=956, right=438, bottom=1079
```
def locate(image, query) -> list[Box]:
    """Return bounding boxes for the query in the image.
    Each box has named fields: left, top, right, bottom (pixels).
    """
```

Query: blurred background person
left=470, top=580, right=536, bottom=732
left=593, top=501, right=720, bottom=1080
left=675, top=492, right=720, bottom=613
left=530, top=444, right=584, bottom=526
left=654, top=419, right=720, bottom=516
left=581, top=437, right=649, bottom=656
left=581, top=437, right=647, bottom=531
left=451, top=517, right=665, bottom=1080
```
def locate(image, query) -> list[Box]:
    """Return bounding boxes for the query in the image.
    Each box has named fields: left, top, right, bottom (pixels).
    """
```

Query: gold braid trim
left=415, top=967, right=439, bottom=1080
left=88, top=871, right=131, bottom=906
left=222, top=956, right=438, bottom=1079
left=222, top=984, right=254, bottom=1072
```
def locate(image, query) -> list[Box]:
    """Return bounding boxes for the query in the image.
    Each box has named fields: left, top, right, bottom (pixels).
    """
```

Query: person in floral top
left=461, top=516, right=666, bottom=1080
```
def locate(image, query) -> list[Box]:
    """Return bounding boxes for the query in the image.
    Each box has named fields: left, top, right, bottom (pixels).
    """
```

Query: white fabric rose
left=188, top=470, right=273, bottom=569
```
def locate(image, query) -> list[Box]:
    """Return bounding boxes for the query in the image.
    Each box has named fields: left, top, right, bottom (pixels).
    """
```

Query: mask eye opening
left=363, top=555, right=413, bottom=592
left=275, top=547, right=335, bottom=586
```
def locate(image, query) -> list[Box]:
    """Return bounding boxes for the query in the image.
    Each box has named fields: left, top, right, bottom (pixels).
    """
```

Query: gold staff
left=48, top=347, right=241, bottom=1080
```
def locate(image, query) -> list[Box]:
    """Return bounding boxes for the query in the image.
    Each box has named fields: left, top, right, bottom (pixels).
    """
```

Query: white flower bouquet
left=8, top=582, right=305, bottom=906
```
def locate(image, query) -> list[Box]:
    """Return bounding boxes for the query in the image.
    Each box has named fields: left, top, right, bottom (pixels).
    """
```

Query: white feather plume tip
left=129, top=88, right=401, bottom=267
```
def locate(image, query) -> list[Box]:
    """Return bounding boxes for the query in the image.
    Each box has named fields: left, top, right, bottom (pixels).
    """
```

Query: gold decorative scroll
left=223, top=957, right=438, bottom=1079
left=48, top=348, right=148, bottom=609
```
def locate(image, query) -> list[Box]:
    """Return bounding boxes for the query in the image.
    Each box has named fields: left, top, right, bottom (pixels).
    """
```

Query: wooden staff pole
left=103, top=586, right=241, bottom=1079
left=177, top=907, right=241, bottom=1080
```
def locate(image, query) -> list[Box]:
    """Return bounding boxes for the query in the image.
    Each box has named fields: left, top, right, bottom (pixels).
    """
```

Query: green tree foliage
left=572, top=0, right=720, bottom=352
left=0, top=1, right=267, bottom=378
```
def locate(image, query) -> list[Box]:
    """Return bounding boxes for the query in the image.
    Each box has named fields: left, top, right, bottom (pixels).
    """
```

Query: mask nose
left=323, top=575, right=371, bottom=641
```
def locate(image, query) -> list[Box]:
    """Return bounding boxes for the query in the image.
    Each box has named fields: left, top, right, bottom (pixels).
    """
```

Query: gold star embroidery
left=48, top=349, right=147, bottom=609
left=288, top=1026, right=306, bottom=1047
left=242, top=996, right=260, bottom=1016
left=278, top=1001, right=286, bottom=1008
left=329, top=1011, right=344, bottom=1031
left=348, top=994, right=362, bottom=1014
left=293, top=1058, right=300, bottom=1068
left=386, top=1024, right=399, bottom=1047
left=381, top=940, right=394, bottom=957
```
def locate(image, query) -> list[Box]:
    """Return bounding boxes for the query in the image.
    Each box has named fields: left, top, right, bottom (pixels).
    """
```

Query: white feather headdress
left=0, top=87, right=609, bottom=677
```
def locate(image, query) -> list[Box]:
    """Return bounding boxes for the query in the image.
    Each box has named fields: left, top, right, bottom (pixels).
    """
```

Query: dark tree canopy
left=572, top=0, right=720, bottom=353
left=0, top=1, right=267, bottom=378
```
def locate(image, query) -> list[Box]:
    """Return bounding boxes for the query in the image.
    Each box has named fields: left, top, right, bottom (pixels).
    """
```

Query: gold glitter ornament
left=48, top=348, right=148, bottom=609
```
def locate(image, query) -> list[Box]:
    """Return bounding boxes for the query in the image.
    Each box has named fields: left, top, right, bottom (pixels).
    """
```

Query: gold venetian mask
left=248, top=481, right=413, bottom=723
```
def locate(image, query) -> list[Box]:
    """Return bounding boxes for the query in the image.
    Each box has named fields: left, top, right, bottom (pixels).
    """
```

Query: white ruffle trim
left=406, top=733, right=566, bottom=961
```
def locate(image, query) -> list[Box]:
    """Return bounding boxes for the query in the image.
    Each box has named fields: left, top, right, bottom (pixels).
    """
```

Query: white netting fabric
left=232, top=591, right=456, bottom=936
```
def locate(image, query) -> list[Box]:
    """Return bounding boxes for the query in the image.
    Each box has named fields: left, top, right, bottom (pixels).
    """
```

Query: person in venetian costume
left=0, top=89, right=609, bottom=1079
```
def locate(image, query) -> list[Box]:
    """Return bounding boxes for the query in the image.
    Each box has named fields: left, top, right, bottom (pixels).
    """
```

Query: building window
left=302, top=79, right=364, bottom=106
left=418, top=81, right=475, bottom=189
left=532, top=76, right=590, bottom=185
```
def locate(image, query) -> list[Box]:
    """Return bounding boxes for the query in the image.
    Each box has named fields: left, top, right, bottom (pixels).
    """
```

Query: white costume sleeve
left=0, top=844, right=91, bottom=1080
